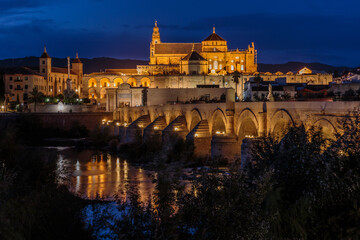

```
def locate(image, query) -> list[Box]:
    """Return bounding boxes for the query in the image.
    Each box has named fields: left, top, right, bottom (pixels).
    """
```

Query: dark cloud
left=0, top=0, right=45, bottom=12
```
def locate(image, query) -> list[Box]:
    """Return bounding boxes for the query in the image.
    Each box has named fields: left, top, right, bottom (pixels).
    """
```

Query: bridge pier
left=162, top=115, right=188, bottom=151
left=125, top=115, right=151, bottom=144
left=186, top=120, right=211, bottom=158
left=211, top=135, right=240, bottom=161
left=143, top=116, right=167, bottom=144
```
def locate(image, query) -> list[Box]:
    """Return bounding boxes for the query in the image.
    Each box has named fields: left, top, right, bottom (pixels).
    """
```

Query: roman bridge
left=113, top=98, right=360, bottom=160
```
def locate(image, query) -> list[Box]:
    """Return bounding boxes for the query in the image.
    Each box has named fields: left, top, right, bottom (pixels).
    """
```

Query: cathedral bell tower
left=150, top=20, right=161, bottom=65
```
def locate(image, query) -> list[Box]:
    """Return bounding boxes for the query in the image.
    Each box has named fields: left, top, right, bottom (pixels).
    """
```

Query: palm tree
left=28, top=87, right=43, bottom=112
left=232, top=71, right=240, bottom=101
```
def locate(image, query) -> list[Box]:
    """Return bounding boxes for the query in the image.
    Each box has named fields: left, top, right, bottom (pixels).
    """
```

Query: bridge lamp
left=174, top=127, right=179, bottom=131
left=195, top=134, right=198, bottom=138
left=138, top=124, right=143, bottom=128
left=116, top=122, right=120, bottom=126
left=215, top=131, right=221, bottom=135
left=124, top=123, right=128, bottom=127
left=154, top=126, right=159, bottom=130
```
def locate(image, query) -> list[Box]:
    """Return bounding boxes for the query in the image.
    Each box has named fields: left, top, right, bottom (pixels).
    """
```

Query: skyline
left=1, top=0, right=359, bottom=67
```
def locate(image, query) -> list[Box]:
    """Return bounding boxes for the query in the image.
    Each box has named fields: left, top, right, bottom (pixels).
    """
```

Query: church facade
left=137, top=21, right=257, bottom=75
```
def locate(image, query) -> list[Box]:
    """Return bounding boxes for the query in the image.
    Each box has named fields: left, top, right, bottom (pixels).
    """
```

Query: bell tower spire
left=152, top=20, right=160, bottom=45
left=150, top=20, right=160, bottom=64
left=213, top=25, right=215, bottom=33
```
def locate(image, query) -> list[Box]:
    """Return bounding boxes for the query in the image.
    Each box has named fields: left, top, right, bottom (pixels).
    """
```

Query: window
left=25, top=85, right=28, bottom=89
left=17, top=76, right=20, bottom=80
left=209, top=64, right=212, bottom=70
left=214, top=61, right=218, bottom=70
left=9, top=85, right=12, bottom=89
left=219, top=64, right=223, bottom=70
left=241, top=65, right=244, bottom=71
left=231, top=65, right=234, bottom=71
left=25, top=77, right=28, bottom=80
left=9, top=77, right=12, bottom=80
left=42, top=60, right=45, bottom=64
left=42, top=68, right=45, bottom=73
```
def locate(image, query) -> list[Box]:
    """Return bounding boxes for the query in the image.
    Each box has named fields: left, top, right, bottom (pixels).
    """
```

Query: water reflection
left=57, top=149, right=155, bottom=201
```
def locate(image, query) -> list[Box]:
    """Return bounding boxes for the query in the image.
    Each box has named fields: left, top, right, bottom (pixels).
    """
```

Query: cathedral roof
left=154, top=43, right=202, bottom=55
left=203, top=33, right=225, bottom=41
left=203, top=27, right=226, bottom=41
left=182, top=51, right=206, bottom=61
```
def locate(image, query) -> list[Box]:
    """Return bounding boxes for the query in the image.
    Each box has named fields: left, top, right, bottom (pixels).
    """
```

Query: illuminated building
left=137, top=21, right=257, bottom=75
left=3, top=46, right=83, bottom=104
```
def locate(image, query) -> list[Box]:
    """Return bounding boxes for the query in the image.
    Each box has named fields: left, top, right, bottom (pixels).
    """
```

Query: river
left=53, top=147, right=155, bottom=202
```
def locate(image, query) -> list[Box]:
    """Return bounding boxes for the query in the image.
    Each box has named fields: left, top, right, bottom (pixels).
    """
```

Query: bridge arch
left=236, top=108, right=259, bottom=141
left=313, top=118, right=337, bottom=140
left=270, top=109, right=295, bottom=139
left=189, top=108, right=203, bottom=131
left=209, top=108, right=227, bottom=135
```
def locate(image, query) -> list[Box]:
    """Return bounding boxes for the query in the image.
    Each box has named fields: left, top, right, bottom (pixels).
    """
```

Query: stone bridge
left=113, top=94, right=360, bottom=160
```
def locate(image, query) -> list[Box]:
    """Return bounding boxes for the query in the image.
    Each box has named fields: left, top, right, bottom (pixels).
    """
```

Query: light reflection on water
left=56, top=148, right=155, bottom=201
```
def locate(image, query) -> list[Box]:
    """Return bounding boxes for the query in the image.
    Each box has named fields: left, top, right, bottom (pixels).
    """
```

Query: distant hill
left=0, top=57, right=148, bottom=74
left=257, top=62, right=351, bottom=74
left=0, top=57, right=353, bottom=74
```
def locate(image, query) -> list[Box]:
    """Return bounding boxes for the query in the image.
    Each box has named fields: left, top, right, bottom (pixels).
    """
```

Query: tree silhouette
left=28, top=87, right=43, bottom=112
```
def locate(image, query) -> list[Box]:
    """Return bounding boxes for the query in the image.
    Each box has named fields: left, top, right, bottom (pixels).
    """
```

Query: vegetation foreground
left=1, top=114, right=360, bottom=239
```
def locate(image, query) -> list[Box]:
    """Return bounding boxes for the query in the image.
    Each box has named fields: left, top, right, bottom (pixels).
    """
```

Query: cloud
left=0, top=0, right=45, bottom=12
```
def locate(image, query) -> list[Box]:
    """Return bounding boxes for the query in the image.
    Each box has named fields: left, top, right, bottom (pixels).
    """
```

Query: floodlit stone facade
left=138, top=22, right=257, bottom=75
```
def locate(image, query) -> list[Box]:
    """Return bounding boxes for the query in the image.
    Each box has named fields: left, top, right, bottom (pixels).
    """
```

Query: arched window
left=231, top=65, right=234, bottom=71
left=214, top=61, right=218, bottom=70
left=209, top=64, right=212, bottom=70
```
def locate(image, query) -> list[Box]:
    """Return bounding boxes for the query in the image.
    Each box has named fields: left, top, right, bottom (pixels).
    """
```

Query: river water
left=53, top=147, right=155, bottom=202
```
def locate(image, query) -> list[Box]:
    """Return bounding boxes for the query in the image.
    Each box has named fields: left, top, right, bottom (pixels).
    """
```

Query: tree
left=28, top=87, right=43, bottom=112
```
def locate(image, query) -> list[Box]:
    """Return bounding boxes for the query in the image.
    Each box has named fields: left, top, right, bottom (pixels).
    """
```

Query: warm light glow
left=174, top=127, right=179, bottom=131
left=154, top=126, right=159, bottom=130
left=116, top=122, right=120, bottom=126
left=138, top=124, right=143, bottom=128
left=195, top=134, right=198, bottom=137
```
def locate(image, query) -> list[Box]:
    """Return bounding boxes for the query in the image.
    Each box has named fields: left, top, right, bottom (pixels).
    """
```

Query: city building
left=3, top=47, right=83, bottom=104
left=137, top=21, right=257, bottom=75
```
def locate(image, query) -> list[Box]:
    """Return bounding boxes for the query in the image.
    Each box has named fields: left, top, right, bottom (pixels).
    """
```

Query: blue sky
left=1, top=0, right=359, bottom=66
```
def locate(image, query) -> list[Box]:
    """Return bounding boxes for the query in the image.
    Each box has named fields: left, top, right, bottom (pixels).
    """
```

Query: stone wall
left=0, top=112, right=113, bottom=131
left=146, top=88, right=228, bottom=106
left=29, top=103, right=98, bottom=113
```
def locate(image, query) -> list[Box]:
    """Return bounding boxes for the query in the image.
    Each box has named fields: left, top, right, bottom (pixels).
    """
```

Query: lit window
left=219, top=64, right=222, bottom=70
left=241, top=65, right=244, bottom=71
left=214, top=61, right=218, bottom=70
left=231, top=65, right=234, bottom=71
left=209, top=64, right=212, bottom=69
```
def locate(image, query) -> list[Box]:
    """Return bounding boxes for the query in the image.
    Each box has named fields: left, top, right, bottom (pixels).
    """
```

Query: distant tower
left=39, top=45, right=51, bottom=78
left=66, top=56, right=72, bottom=91
left=72, top=52, right=83, bottom=95
left=150, top=20, right=161, bottom=64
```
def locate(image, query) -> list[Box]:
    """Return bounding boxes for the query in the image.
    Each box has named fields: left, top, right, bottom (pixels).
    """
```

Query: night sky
left=1, top=0, right=359, bottom=67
